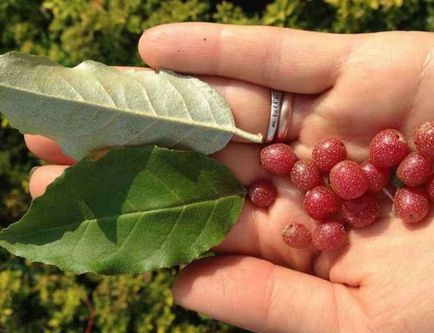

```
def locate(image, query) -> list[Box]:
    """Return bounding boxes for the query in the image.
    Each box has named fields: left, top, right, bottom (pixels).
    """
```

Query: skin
left=25, top=23, right=434, bottom=332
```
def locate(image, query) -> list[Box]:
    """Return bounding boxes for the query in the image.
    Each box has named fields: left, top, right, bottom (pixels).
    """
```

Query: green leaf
left=0, top=146, right=245, bottom=274
left=0, top=52, right=262, bottom=159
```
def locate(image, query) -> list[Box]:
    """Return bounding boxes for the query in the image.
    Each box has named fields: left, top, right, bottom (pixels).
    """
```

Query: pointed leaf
left=0, top=52, right=262, bottom=159
left=0, top=146, right=245, bottom=274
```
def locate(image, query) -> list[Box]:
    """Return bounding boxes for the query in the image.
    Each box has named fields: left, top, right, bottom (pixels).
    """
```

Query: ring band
left=276, top=93, right=292, bottom=142
left=265, top=90, right=282, bottom=143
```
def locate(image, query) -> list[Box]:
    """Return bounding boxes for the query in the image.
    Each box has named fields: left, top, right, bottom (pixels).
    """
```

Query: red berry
left=290, top=160, right=323, bottom=192
left=330, top=160, right=369, bottom=200
left=369, top=129, right=409, bottom=168
left=361, top=160, right=391, bottom=193
left=312, top=137, right=347, bottom=172
left=248, top=180, right=277, bottom=207
left=260, top=143, right=297, bottom=175
left=304, top=186, right=341, bottom=220
left=282, top=223, right=312, bottom=249
left=397, top=152, right=432, bottom=187
left=427, top=176, right=434, bottom=202
left=312, top=222, right=347, bottom=252
left=394, top=187, right=430, bottom=224
left=414, top=121, right=434, bottom=161
left=342, top=194, right=381, bottom=228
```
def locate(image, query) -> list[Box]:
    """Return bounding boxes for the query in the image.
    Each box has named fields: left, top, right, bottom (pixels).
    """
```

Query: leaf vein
left=0, top=85, right=244, bottom=137
left=188, top=200, right=218, bottom=249
left=123, top=119, right=157, bottom=146
left=1, top=195, right=242, bottom=242
left=140, top=205, right=187, bottom=262
left=191, top=79, right=217, bottom=124
left=160, top=74, right=193, bottom=121
left=126, top=74, right=159, bottom=116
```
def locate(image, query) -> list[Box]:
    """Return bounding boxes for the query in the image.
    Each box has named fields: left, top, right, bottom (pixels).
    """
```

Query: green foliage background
left=0, top=0, right=433, bottom=331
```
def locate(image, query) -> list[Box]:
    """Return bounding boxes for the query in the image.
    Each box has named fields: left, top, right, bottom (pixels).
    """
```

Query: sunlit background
left=0, top=0, right=432, bottom=332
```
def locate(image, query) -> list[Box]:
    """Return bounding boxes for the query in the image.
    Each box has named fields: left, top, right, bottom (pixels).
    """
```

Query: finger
left=27, top=141, right=266, bottom=194
left=139, top=23, right=354, bottom=94
left=201, top=76, right=313, bottom=142
left=173, top=255, right=367, bottom=333
left=25, top=135, right=75, bottom=165
left=24, top=75, right=312, bottom=157
left=27, top=142, right=265, bottom=199
left=29, top=165, right=69, bottom=198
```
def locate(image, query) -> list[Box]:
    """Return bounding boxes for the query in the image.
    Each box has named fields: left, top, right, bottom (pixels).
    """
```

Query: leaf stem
left=382, top=188, right=395, bottom=203
left=232, top=128, right=263, bottom=143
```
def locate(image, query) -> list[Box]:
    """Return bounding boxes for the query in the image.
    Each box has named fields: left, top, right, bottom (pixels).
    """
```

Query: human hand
left=26, top=23, right=434, bottom=332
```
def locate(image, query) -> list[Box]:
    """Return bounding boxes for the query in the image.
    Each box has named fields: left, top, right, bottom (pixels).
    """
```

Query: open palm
left=26, top=24, right=434, bottom=333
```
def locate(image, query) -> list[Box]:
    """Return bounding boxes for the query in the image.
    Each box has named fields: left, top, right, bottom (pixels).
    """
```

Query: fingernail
left=29, top=166, right=40, bottom=177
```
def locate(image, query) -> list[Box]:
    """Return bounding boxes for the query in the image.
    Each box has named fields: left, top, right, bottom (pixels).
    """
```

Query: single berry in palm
left=290, top=160, right=323, bottom=192
left=304, top=186, right=341, bottom=220
left=312, top=137, right=347, bottom=172
left=260, top=143, right=297, bottom=175
left=369, top=129, right=409, bottom=168
left=282, top=222, right=312, bottom=249
left=330, top=160, right=369, bottom=200
left=248, top=180, right=277, bottom=208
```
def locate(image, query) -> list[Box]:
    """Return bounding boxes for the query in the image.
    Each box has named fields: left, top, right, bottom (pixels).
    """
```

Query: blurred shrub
left=0, top=0, right=433, bottom=331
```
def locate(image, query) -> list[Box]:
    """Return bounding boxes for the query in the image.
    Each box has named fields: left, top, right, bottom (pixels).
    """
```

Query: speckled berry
left=304, top=186, right=341, bottom=220
left=282, top=222, right=312, bottom=249
left=260, top=143, right=297, bottom=175
left=342, top=194, right=381, bottom=228
left=370, top=129, right=409, bottom=168
left=248, top=180, right=277, bottom=208
left=427, top=176, right=434, bottom=202
left=330, top=160, right=369, bottom=200
left=312, top=137, right=347, bottom=172
left=312, top=222, right=347, bottom=252
left=361, top=160, right=391, bottom=193
left=397, top=152, right=432, bottom=187
left=290, top=160, right=323, bottom=192
left=394, top=187, right=430, bottom=224
left=414, top=121, right=434, bottom=161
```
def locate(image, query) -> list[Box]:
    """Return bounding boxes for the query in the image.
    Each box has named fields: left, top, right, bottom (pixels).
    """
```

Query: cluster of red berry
left=248, top=121, right=434, bottom=252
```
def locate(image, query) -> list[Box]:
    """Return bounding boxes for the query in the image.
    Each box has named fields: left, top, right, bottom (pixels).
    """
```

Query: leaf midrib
left=0, top=83, right=239, bottom=135
left=0, top=193, right=244, bottom=242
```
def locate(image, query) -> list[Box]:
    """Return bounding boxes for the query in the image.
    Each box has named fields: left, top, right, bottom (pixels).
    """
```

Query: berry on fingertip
left=312, top=137, right=347, bottom=172
left=248, top=180, right=277, bottom=208
left=428, top=176, right=434, bottom=202
left=290, top=160, right=323, bottom=192
left=342, top=194, right=381, bottom=228
left=312, top=222, right=347, bottom=252
left=361, top=160, right=391, bottom=193
left=397, top=152, right=432, bottom=187
left=260, top=143, right=297, bottom=175
left=304, top=186, right=341, bottom=220
left=414, top=121, right=434, bottom=161
left=394, top=187, right=430, bottom=224
left=282, top=222, right=312, bottom=249
left=330, top=160, right=369, bottom=200
left=369, top=129, right=409, bottom=168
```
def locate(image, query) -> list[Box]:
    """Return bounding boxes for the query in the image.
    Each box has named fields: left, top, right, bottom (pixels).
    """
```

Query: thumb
left=172, top=255, right=367, bottom=333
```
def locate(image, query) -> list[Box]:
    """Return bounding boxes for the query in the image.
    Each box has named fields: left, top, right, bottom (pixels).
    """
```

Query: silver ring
left=265, top=90, right=283, bottom=143
left=276, top=93, right=292, bottom=142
